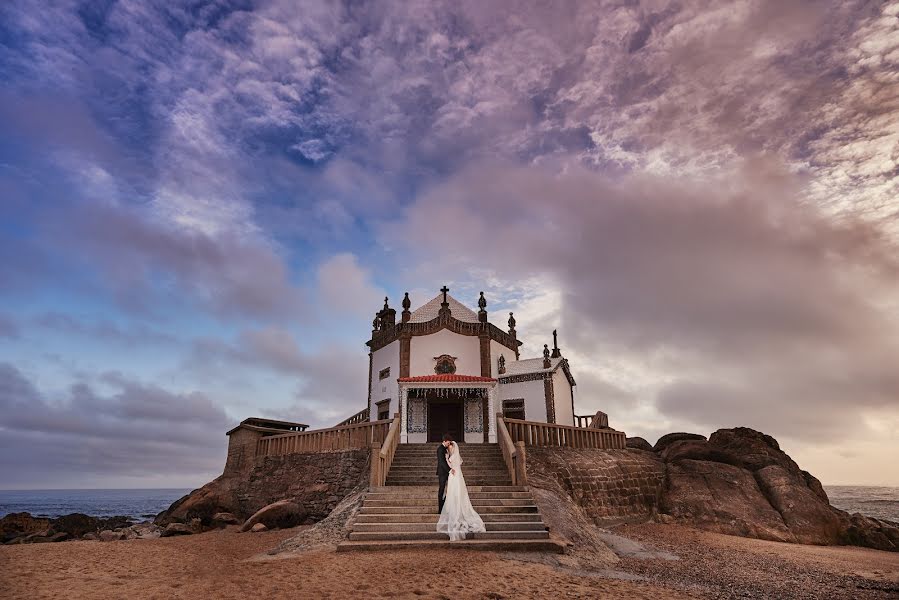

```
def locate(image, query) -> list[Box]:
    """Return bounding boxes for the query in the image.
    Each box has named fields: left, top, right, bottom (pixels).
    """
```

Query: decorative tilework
left=407, top=398, right=427, bottom=433
left=464, top=398, right=483, bottom=433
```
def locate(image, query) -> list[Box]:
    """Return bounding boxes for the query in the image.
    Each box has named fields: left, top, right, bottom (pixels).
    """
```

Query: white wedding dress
left=437, top=442, right=486, bottom=541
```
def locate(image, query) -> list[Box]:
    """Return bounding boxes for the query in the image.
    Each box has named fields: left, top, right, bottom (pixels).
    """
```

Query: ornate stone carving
left=464, top=398, right=483, bottom=433
left=407, top=398, right=427, bottom=433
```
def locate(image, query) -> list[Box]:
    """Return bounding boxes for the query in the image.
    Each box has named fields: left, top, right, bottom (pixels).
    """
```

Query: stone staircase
left=337, top=443, right=563, bottom=552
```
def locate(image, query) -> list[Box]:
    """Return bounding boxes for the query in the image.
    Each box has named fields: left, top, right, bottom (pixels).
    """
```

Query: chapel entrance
left=427, top=399, right=463, bottom=443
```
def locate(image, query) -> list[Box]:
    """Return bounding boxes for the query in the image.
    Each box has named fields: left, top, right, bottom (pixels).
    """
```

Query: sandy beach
left=1, top=523, right=896, bottom=599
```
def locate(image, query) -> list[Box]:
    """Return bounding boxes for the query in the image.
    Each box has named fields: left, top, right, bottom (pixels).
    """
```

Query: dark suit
left=437, top=444, right=450, bottom=513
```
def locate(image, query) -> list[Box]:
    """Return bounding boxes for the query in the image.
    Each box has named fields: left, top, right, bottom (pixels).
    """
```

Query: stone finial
left=551, top=328, right=561, bottom=358
left=401, top=292, right=411, bottom=323
left=372, top=314, right=380, bottom=332
left=543, top=344, right=551, bottom=369
left=498, top=354, right=506, bottom=375
left=508, top=312, right=516, bottom=336
left=383, top=296, right=389, bottom=310
left=477, top=291, right=487, bottom=323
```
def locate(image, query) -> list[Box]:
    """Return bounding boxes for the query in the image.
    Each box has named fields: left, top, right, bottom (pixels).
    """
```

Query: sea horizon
left=2, top=485, right=898, bottom=523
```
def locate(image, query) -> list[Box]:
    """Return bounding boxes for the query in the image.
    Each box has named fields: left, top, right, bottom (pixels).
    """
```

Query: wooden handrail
left=503, top=417, right=626, bottom=449
left=337, top=407, right=370, bottom=426
left=256, top=418, right=392, bottom=457
left=370, top=413, right=401, bottom=487
left=496, top=413, right=527, bottom=486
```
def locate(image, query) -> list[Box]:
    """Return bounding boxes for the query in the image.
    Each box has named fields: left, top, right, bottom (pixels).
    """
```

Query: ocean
left=0, top=488, right=192, bottom=521
left=824, top=485, right=899, bottom=522
left=0, top=486, right=896, bottom=523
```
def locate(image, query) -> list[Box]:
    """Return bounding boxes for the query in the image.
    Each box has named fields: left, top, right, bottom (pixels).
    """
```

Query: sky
left=0, top=0, right=897, bottom=489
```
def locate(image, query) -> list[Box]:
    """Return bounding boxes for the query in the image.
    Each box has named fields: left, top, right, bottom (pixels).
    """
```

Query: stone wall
left=525, top=447, right=666, bottom=525
left=158, top=449, right=369, bottom=527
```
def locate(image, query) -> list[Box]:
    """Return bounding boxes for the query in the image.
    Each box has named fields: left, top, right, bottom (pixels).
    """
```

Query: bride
left=437, top=441, right=486, bottom=541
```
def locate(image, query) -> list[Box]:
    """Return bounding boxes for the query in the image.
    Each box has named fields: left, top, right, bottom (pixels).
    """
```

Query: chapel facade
left=367, top=286, right=576, bottom=444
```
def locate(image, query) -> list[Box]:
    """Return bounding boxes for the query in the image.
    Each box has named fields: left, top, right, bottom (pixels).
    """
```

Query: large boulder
left=660, top=458, right=794, bottom=543
left=51, top=513, right=99, bottom=538
left=707, top=427, right=800, bottom=476
left=1, top=513, right=51, bottom=544
left=754, top=464, right=844, bottom=544
left=211, top=512, right=240, bottom=527
left=625, top=437, right=653, bottom=451
left=240, top=500, right=306, bottom=532
left=653, top=432, right=706, bottom=453
left=842, top=513, right=899, bottom=552
left=156, top=479, right=238, bottom=527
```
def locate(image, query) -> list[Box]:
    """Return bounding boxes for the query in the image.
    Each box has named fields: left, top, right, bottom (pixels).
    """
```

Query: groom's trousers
left=437, top=474, right=449, bottom=513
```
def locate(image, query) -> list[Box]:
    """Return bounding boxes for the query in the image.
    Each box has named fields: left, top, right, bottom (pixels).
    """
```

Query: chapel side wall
left=370, top=340, right=400, bottom=421
left=553, top=369, right=575, bottom=426
left=409, top=329, right=480, bottom=376
left=498, top=379, right=548, bottom=422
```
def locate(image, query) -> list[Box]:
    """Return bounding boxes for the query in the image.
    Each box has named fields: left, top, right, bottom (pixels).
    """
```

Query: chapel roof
left=500, top=356, right=565, bottom=377
left=408, top=293, right=480, bottom=323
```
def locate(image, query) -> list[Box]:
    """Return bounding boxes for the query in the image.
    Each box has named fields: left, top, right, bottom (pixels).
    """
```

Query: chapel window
left=378, top=367, right=390, bottom=380
left=502, top=399, right=525, bottom=421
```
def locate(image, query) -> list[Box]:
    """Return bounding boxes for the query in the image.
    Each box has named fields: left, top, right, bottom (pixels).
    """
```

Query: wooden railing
left=256, top=418, right=392, bottom=456
left=504, top=418, right=626, bottom=449
left=336, top=407, right=370, bottom=426
left=496, top=414, right=527, bottom=486
left=370, top=413, right=401, bottom=487
left=574, top=414, right=592, bottom=428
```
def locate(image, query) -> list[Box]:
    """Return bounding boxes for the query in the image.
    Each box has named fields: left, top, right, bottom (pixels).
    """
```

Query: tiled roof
left=408, top=293, right=480, bottom=323
left=397, top=374, right=497, bottom=383
left=499, top=356, right=564, bottom=377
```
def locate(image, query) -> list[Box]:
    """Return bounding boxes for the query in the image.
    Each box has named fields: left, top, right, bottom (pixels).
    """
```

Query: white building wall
left=370, top=340, right=400, bottom=421
left=498, top=379, right=547, bottom=422
left=489, top=339, right=517, bottom=378
left=552, top=369, right=575, bottom=426
left=409, top=329, right=480, bottom=376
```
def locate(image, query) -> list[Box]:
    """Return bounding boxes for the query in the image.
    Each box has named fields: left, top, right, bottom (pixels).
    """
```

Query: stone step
left=358, top=505, right=539, bottom=514
left=363, top=498, right=535, bottom=508
left=354, top=513, right=544, bottom=523
left=366, top=491, right=532, bottom=500
left=351, top=521, right=547, bottom=533
left=369, top=485, right=528, bottom=493
left=336, top=539, right=565, bottom=553
left=348, top=530, right=550, bottom=542
left=389, top=459, right=507, bottom=466
left=387, top=477, right=512, bottom=486
left=385, top=480, right=513, bottom=487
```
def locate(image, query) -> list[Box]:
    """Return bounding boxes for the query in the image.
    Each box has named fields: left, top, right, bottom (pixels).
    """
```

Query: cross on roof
left=440, top=285, right=449, bottom=304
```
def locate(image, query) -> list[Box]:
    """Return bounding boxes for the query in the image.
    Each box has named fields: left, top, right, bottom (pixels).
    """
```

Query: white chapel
left=367, top=286, right=576, bottom=444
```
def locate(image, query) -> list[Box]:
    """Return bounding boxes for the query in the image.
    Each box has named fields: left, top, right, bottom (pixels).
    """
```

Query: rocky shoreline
left=0, top=502, right=303, bottom=545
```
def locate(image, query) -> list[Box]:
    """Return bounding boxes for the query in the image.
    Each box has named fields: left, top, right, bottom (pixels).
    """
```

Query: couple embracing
left=435, top=434, right=486, bottom=541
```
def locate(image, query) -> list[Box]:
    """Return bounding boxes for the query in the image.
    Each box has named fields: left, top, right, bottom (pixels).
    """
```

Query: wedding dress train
left=436, top=442, right=486, bottom=541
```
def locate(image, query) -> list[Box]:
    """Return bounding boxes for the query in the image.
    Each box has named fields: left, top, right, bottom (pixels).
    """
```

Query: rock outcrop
left=656, top=427, right=899, bottom=551
left=0, top=512, right=146, bottom=544
left=156, top=448, right=369, bottom=531
left=527, top=426, right=898, bottom=552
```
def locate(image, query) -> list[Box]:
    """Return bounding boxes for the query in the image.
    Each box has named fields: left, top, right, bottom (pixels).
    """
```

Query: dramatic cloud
left=0, top=363, right=229, bottom=488
left=383, top=159, right=899, bottom=452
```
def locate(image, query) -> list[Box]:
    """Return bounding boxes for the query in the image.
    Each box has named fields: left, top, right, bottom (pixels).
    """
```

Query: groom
left=436, top=433, right=453, bottom=513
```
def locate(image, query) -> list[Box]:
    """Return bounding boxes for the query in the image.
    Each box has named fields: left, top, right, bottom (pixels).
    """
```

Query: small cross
left=440, top=285, right=449, bottom=304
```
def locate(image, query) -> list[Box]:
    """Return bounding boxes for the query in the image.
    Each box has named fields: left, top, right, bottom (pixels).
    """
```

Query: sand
left=1, top=523, right=897, bottom=599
